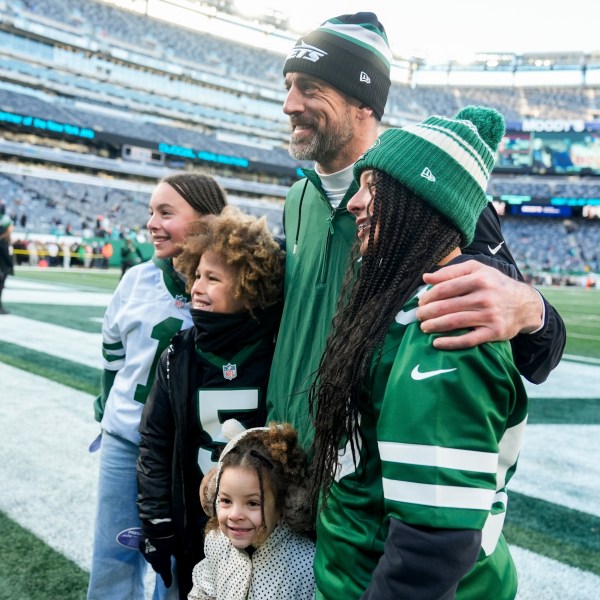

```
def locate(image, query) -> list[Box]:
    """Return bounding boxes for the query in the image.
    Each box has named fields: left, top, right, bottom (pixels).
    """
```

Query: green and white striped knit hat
left=283, top=12, right=392, bottom=120
left=354, top=106, right=506, bottom=244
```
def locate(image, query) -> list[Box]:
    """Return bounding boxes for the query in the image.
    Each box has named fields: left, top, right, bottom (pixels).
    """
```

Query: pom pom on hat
left=454, top=105, right=506, bottom=153
left=218, top=421, right=269, bottom=466
left=221, top=418, right=246, bottom=441
left=354, top=105, right=506, bottom=245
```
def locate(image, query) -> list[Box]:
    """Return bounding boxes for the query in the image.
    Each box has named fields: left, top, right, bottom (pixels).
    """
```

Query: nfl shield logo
left=174, top=294, right=186, bottom=309
left=223, top=363, right=237, bottom=380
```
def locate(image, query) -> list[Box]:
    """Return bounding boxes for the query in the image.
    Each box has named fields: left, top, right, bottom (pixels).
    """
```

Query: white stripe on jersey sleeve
left=379, top=441, right=498, bottom=473
left=480, top=490, right=508, bottom=556
left=497, top=417, right=528, bottom=489
left=382, top=479, right=497, bottom=510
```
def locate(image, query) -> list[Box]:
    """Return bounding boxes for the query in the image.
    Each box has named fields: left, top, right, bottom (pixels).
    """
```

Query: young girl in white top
left=188, top=420, right=315, bottom=600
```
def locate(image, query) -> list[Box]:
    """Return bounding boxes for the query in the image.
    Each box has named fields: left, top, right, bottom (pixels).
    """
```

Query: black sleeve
left=137, top=351, right=176, bottom=537
left=361, top=518, right=481, bottom=600
left=463, top=204, right=566, bottom=384
left=0, top=242, right=13, bottom=274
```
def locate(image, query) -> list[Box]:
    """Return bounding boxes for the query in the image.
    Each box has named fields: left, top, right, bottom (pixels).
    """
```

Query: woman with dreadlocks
left=309, top=107, right=528, bottom=600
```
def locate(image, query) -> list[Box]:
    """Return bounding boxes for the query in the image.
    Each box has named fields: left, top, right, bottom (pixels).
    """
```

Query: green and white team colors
left=95, top=257, right=192, bottom=444
left=314, top=286, right=528, bottom=600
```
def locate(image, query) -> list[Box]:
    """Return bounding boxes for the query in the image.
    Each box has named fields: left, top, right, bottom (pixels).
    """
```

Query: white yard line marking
left=0, top=362, right=99, bottom=571
left=513, top=545, right=600, bottom=600
left=5, top=276, right=114, bottom=306
left=0, top=314, right=102, bottom=369
left=511, top=424, right=600, bottom=518
left=523, top=360, right=600, bottom=399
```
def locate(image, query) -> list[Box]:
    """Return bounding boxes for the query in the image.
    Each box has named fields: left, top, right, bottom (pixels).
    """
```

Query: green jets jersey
left=314, top=286, right=528, bottom=600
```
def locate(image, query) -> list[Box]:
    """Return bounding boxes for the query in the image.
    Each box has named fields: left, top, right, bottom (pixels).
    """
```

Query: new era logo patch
left=360, top=71, right=371, bottom=84
left=421, top=167, right=436, bottom=182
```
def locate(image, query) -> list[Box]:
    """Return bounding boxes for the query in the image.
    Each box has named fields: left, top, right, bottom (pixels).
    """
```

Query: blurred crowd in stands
left=2, top=170, right=599, bottom=281
left=501, top=217, right=600, bottom=280
left=1, top=0, right=599, bottom=169
left=0, top=172, right=150, bottom=242
left=0, top=0, right=599, bottom=285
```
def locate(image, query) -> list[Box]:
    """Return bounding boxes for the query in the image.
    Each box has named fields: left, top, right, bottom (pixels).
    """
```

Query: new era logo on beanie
left=354, top=105, right=506, bottom=245
left=283, top=12, right=392, bottom=120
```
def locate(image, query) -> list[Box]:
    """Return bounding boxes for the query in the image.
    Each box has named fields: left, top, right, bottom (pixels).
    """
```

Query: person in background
left=87, top=172, right=227, bottom=600
left=137, top=206, right=284, bottom=599
left=310, top=107, right=527, bottom=600
left=0, top=212, right=13, bottom=314
left=267, top=11, right=565, bottom=448
left=120, top=237, right=145, bottom=279
left=101, top=240, right=114, bottom=269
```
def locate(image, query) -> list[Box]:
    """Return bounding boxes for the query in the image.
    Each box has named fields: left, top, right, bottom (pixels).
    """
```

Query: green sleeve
left=93, top=369, right=118, bottom=423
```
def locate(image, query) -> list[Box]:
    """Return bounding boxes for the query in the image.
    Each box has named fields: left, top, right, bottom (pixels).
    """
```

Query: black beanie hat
left=283, top=12, right=392, bottom=120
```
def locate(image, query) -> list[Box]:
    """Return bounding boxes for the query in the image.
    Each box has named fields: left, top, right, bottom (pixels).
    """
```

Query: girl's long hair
left=308, top=170, right=462, bottom=505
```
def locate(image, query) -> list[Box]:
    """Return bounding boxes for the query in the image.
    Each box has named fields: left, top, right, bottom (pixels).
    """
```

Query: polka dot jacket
left=188, top=520, right=315, bottom=600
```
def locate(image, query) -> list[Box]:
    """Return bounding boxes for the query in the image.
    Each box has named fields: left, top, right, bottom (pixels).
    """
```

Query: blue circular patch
left=116, top=527, right=143, bottom=549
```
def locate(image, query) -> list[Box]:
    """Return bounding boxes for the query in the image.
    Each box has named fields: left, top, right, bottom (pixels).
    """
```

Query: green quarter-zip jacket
left=266, top=170, right=358, bottom=448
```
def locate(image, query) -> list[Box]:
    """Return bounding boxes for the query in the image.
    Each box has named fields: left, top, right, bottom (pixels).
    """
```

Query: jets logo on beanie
left=354, top=106, right=506, bottom=245
left=283, top=12, right=392, bottom=120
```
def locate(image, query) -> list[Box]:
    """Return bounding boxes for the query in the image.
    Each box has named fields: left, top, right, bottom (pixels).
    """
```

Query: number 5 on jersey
left=196, top=388, right=259, bottom=474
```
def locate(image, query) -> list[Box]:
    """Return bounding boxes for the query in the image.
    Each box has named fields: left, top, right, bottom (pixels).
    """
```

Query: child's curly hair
left=201, top=422, right=313, bottom=542
left=178, top=206, right=284, bottom=310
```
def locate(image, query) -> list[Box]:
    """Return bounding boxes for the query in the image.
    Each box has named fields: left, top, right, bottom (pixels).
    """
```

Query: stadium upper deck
left=0, top=0, right=599, bottom=230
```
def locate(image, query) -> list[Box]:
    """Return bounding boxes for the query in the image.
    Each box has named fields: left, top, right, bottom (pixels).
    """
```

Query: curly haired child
left=137, top=206, right=285, bottom=599
left=188, top=420, right=315, bottom=600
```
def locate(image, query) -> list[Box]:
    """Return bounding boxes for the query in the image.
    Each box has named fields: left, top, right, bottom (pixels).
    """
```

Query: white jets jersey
left=100, top=258, right=193, bottom=444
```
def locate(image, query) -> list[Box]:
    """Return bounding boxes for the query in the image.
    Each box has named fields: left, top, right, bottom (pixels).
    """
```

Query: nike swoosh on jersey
left=487, top=241, right=505, bottom=255
left=410, top=365, right=457, bottom=380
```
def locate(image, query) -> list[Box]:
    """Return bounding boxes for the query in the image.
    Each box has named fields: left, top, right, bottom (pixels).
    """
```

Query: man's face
left=283, top=72, right=356, bottom=168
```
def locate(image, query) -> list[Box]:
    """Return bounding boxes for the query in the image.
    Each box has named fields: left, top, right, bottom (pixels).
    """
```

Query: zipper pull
left=325, top=214, right=334, bottom=234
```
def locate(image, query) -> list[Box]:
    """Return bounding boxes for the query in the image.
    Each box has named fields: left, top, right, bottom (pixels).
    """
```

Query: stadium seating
left=502, top=216, right=600, bottom=274
left=0, top=0, right=598, bottom=278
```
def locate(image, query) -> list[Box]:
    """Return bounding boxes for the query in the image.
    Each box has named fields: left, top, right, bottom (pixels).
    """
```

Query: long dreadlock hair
left=308, top=170, right=463, bottom=506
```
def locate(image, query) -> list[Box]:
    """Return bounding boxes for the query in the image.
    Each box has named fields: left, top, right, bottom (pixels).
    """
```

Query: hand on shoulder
left=416, top=260, right=544, bottom=350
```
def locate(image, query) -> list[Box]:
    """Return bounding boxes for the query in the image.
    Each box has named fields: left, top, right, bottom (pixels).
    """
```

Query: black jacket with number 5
left=137, top=304, right=280, bottom=599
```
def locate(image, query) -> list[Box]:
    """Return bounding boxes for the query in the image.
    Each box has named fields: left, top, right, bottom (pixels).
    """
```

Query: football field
left=1, top=269, right=599, bottom=599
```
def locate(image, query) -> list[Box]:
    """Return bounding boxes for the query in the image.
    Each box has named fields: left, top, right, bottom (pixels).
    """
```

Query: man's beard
left=288, top=113, right=354, bottom=164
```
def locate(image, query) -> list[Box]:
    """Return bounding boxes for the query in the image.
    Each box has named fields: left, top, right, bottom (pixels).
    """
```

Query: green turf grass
left=14, top=268, right=121, bottom=292
left=3, top=303, right=106, bottom=334
left=528, top=397, right=600, bottom=424
left=0, top=510, right=89, bottom=600
left=0, top=341, right=100, bottom=396
left=505, top=491, right=600, bottom=576
left=539, top=287, right=600, bottom=359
